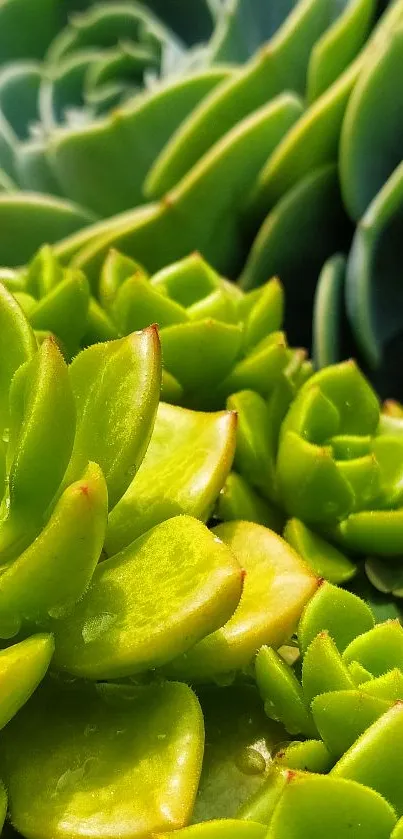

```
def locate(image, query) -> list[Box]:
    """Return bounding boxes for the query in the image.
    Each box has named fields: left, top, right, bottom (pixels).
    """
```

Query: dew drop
left=235, top=747, right=267, bottom=776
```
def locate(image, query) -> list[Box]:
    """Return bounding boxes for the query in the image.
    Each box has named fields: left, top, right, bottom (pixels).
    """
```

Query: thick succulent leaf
left=0, top=194, right=96, bottom=266
left=227, top=390, right=277, bottom=500
left=342, top=620, right=403, bottom=675
left=209, top=0, right=298, bottom=64
left=99, top=248, right=146, bottom=310
left=65, top=328, right=160, bottom=510
left=267, top=772, right=396, bottom=838
left=312, top=689, right=391, bottom=758
left=161, top=321, right=242, bottom=399
left=340, top=25, right=403, bottom=220
left=0, top=463, right=107, bottom=635
left=241, top=277, right=284, bottom=352
left=345, top=161, right=403, bottom=369
left=360, top=669, right=403, bottom=700
left=106, top=402, right=236, bottom=554
left=312, top=254, right=347, bottom=368
left=111, top=273, right=188, bottom=334
left=241, top=164, right=351, bottom=349
left=284, top=519, right=356, bottom=584
left=392, top=819, right=403, bottom=838
left=158, top=822, right=267, bottom=839
left=168, top=521, right=318, bottom=680
left=0, top=338, right=76, bottom=560
left=48, top=69, right=232, bottom=217
left=194, top=684, right=284, bottom=822
left=302, top=632, right=355, bottom=706
left=247, top=0, right=403, bottom=215
left=332, top=702, right=403, bottom=815
left=365, top=557, right=403, bottom=598
left=339, top=507, right=403, bottom=555
left=306, top=0, right=376, bottom=101
left=53, top=515, right=242, bottom=679
left=216, top=472, right=284, bottom=531
left=146, top=0, right=349, bottom=197
left=256, top=646, right=317, bottom=737
left=0, top=282, right=36, bottom=433
left=0, top=634, right=54, bottom=730
left=274, top=739, right=332, bottom=773
left=298, top=581, right=374, bottom=653
left=237, top=767, right=290, bottom=825
left=219, top=333, right=290, bottom=401
left=73, top=94, right=304, bottom=280
left=0, top=680, right=204, bottom=839
left=276, top=432, right=354, bottom=525
left=28, top=269, right=90, bottom=357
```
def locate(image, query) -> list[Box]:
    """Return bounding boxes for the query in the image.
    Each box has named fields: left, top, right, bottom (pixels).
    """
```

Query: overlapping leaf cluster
left=0, top=239, right=403, bottom=836
left=0, top=0, right=403, bottom=396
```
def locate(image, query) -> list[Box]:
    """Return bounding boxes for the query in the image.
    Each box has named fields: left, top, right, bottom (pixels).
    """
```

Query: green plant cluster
left=0, top=0, right=403, bottom=396
left=0, top=243, right=401, bottom=836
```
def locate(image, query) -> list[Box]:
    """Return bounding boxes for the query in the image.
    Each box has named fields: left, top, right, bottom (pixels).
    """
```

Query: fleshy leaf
left=53, top=515, right=242, bottom=679
left=267, top=772, right=396, bottom=838
left=0, top=680, right=204, bottom=839
left=168, top=521, right=318, bottom=680
left=298, top=581, right=375, bottom=654
left=106, top=402, right=236, bottom=554
left=65, top=328, right=161, bottom=509
left=0, top=463, right=107, bottom=635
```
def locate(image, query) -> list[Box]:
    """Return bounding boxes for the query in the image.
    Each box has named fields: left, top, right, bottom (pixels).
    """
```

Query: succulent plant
left=0, top=271, right=332, bottom=837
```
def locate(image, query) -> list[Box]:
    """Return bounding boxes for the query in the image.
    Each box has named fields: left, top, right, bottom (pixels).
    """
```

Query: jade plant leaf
left=283, top=519, right=357, bottom=584
left=0, top=680, right=204, bottom=839
left=168, top=520, right=319, bottom=681
left=106, top=402, right=237, bottom=554
left=193, top=684, right=285, bottom=822
left=255, top=646, right=317, bottom=738
left=64, top=327, right=161, bottom=509
left=0, top=462, right=107, bottom=636
left=266, top=772, right=396, bottom=838
left=342, top=620, right=403, bottom=675
left=216, top=472, right=284, bottom=532
left=301, top=632, right=355, bottom=706
left=274, top=739, right=332, bottom=773
left=52, top=515, right=242, bottom=679
left=157, top=821, right=267, bottom=839
left=0, top=633, right=54, bottom=730
left=0, top=281, right=36, bottom=432
left=0, top=336, right=76, bottom=561
left=332, top=701, right=403, bottom=815
left=312, top=689, right=392, bottom=758
left=297, top=581, right=375, bottom=653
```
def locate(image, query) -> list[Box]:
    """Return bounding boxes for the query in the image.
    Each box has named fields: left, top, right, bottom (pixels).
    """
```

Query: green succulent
left=0, top=274, right=330, bottom=837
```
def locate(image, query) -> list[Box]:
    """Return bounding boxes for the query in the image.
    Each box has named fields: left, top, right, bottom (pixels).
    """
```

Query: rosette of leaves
left=230, top=582, right=403, bottom=837
left=221, top=356, right=403, bottom=599
left=1, top=245, right=303, bottom=409
left=0, top=279, right=327, bottom=837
